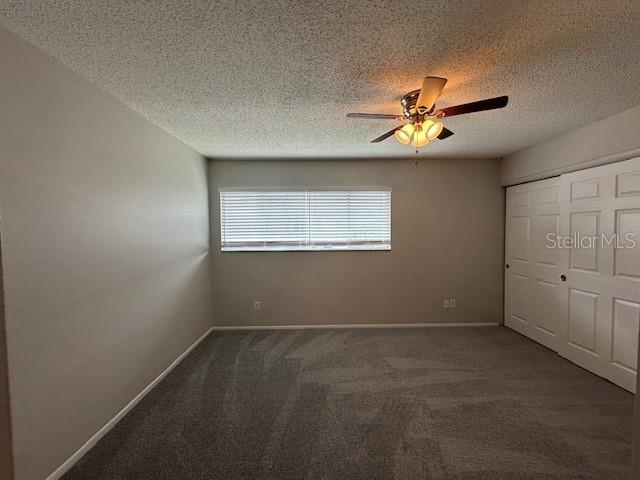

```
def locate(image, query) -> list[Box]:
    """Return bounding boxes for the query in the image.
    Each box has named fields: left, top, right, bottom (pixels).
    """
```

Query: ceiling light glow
left=395, top=120, right=442, bottom=149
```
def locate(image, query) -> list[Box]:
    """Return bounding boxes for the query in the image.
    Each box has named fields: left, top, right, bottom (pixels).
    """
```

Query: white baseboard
left=46, top=327, right=214, bottom=480
left=211, top=322, right=499, bottom=331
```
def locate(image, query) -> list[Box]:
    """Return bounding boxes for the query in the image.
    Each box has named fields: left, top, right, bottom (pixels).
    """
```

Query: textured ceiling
left=1, top=0, right=639, bottom=159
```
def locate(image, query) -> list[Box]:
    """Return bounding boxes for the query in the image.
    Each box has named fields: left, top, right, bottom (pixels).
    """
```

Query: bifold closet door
left=505, top=157, right=640, bottom=392
left=505, top=177, right=562, bottom=352
left=557, top=157, right=640, bottom=392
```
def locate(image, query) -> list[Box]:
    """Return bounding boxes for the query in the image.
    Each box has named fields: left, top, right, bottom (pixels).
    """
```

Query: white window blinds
left=220, top=189, right=391, bottom=251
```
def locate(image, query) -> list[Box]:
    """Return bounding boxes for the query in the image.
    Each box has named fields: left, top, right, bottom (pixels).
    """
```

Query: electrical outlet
left=450, top=298, right=457, bottom=308
left=253, top=301, right=261, bottom=311
left=443, top=299, right=450, bottom=309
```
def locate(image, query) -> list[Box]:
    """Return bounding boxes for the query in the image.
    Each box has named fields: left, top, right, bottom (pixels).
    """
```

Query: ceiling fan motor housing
left=401, top=90, right=436, bottom=118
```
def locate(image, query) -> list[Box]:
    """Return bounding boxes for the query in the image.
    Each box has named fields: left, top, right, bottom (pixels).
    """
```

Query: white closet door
left=505, top=177, right=562, bottom=351
left=558, top=157, right=640, bottom=392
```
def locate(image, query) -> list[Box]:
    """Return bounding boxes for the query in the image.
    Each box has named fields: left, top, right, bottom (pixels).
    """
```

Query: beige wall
left=0, top=26, right=213, bottom=480
left=209, top=158, right=504, bottom=327
left=500, top=104, right=640, bottom=186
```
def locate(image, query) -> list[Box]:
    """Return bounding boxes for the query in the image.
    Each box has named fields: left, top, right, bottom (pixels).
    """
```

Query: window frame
left=219, top=187, right=392, bottom=252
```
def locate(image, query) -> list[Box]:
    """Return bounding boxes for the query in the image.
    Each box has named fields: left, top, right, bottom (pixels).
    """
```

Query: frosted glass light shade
left=426, top=121, right=444, bottom=140
left=395, top=123, right=415, bottom=144
left=422, top=119, right=435, bottom=133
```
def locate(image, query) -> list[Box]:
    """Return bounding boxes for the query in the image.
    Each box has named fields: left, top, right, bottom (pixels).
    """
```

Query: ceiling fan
left=347, top=76, right=508, bottom=149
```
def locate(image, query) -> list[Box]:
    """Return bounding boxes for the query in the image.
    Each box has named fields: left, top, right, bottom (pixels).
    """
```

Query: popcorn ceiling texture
left=1, top=0, right=639, bottom=159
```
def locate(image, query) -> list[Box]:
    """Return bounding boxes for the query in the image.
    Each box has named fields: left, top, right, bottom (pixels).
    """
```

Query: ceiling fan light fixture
left=347, top=75, right=507, bottom=147
left=394, top=120, right=442, bottom=148
left=395, top=123, right=414, bottom=144
left=426, top=120, right=444, bottom=140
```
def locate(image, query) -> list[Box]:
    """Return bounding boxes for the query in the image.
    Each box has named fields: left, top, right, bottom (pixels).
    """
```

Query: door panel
left=510, top=217, right=530, bottom=262
left=535, top=279, right=559, bottom=334
left=510, top=273, right=529, bottom=324
left=571, top=178, right=601, bottom=201
left=567, top=288, right=599, bottom=354
left=511, top=190, right=531, bottom=208
left=535, top=214, right=560, bottom=265
left=616, top=171, right=640, bottom=197
left=614, top=209, right=640, bottom=279
left=538, top=185, right=559, bottom=205
left=612, top=298, right=640, bottom=371
left=569, top=212, right=600, bottom=272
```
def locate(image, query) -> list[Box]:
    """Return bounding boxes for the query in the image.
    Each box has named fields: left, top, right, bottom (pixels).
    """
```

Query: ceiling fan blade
left=416, top=76, right=447, bottom=111
left=371, top=126, right=402, bottom=143
left=347, top=113, right=403, bottom=120
left=435, top=96, right=508, bottom=118
left=437, top=127, right=454, bottom=140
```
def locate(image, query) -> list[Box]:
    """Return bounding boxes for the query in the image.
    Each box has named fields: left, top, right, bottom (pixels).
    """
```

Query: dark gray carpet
left=63, top=327, right=634, bottom=479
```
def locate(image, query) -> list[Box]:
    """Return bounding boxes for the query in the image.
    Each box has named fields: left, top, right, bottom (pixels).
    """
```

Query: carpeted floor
left=63, top=326, right=634, bottom=479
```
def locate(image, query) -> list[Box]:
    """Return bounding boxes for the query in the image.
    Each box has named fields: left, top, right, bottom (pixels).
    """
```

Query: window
left=220, top=188, right=391, bottom=251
